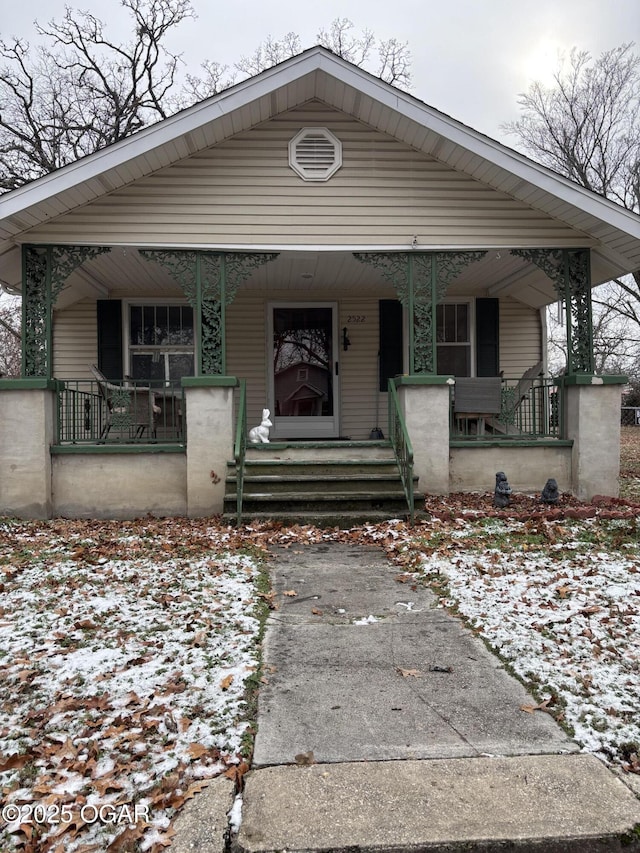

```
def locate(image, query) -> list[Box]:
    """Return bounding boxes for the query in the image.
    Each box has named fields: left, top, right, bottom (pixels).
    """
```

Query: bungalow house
left=1, top=47, right=639, bottom=522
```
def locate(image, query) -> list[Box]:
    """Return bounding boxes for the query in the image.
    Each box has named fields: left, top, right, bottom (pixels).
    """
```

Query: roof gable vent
left=289, top=127, right=342, bottom=181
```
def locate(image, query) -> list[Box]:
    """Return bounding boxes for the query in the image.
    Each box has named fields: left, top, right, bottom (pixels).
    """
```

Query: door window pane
left=273, top=307, right=333, bottom=417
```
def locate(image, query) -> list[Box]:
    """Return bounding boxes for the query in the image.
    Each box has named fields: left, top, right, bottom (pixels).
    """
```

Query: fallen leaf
left=220, top=674, right=234, bottom=690
left=294, top=750, right=315, bottom=765
left=311, top=607, right=323, bottom=616
left=283, top=590, right=297, bottom=597
left=183, top=779, right=212, bottom=801
left=520, top=697, right=554, bottom=714
left=396, top=667, right=422, bottom=678
left=187, top=743, right=208, bottom=759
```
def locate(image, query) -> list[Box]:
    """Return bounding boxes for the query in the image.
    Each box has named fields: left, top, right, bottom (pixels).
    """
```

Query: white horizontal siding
left=25, top=103, right=587, bottom=248
left=53, top=300, right=97, bottom=379
left=499, top=298, right=542, bottom=377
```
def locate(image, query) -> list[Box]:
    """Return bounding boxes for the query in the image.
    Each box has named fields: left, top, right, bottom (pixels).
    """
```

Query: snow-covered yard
left=1, top=501, right=639, bottom=851
left=399, top=510, right=640, bottom=772
left=0, top=519, right=267, bottom=852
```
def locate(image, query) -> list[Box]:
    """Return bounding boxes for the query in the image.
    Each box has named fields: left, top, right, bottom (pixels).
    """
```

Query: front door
left=269, top=303, right=339, bottom=439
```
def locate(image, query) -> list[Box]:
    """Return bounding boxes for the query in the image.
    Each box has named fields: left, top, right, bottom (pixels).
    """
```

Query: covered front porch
left=0, top=242, right=625, bottom=521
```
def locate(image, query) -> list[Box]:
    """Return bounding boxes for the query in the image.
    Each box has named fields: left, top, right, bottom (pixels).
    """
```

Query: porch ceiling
left=53, top=247, right=554, bottom=311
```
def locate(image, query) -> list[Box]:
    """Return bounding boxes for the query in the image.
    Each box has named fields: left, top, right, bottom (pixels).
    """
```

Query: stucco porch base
left=449, top=444, right=572, bottom=494
left=52, top=452, right=187, bottom=519
left=0, top=376, right=627, bottom=520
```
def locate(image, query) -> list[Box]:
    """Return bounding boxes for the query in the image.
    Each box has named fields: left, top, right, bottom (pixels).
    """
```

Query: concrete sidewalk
left=173, top=542, right=640, bottom=852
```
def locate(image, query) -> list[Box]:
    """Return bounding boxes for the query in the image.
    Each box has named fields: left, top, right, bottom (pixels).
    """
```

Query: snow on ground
left=0, top=519, right=265, bottom=852
left=398, top=514, right=640, bottom=772
left=1, top=508, right=639, bottom=851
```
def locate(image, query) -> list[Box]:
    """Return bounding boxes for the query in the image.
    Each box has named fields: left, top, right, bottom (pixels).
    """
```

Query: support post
left=395, top=375, right=453, bottom=494
left=183, top=376, right=237, bottom=516
left=0, top=379, right=57, bottom=517
left=562, top=375, right=626, bottom=499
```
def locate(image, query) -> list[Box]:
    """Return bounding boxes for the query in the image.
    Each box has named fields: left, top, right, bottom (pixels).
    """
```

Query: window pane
left=131, top=353, right=165, bottom=382
left=142, top=306, right=155, bottom=345
left=437, top=346, right=470, bottom=376
left=155, top=305, right=169, bottom=345
left=130, top=306, right=142, bottom=345
left=436, top=303, right=470, bottom=344
left=168, top=353, right=194, bottom=381
left=456, top=304, right=469, bottom=343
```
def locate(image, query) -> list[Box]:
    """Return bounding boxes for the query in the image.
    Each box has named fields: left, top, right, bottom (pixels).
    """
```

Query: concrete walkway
left=173, top=542, right=640, bottom=852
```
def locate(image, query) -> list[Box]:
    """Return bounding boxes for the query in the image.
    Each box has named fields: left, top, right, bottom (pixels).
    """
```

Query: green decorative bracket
left=22, top=244, right=110, bottom=378
left=140, top=250, right=278, bottom=374
left=512, top=248, right=593, bottom=374
left=354, top=251, right=486, bottom=373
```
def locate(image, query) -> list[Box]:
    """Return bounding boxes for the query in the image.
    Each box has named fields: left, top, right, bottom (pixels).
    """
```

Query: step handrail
left=234, top=379, right=247, bottom=525
left=387, top=379, right=415, bottom=524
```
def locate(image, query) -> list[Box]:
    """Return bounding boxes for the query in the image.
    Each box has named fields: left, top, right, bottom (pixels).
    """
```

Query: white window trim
left=436, top=298, right=477, bottom=377
left=123, top=298, right=195, bottom=382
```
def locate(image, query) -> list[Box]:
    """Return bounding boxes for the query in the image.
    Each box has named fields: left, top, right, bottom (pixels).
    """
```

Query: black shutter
left=379, top=299, right=403, bottom=391
left=476, top=298, right=499, bottom=377
left=97, top=300, right=123, bottom=380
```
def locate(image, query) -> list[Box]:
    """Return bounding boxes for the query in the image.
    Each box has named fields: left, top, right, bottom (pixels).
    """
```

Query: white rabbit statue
left=249, top=408, right=273, bottom=443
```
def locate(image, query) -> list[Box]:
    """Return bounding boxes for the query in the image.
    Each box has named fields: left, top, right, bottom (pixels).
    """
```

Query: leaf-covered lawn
left=0, top=519, right=268, bottom=853
left=1, top=499, right=639, bottom=852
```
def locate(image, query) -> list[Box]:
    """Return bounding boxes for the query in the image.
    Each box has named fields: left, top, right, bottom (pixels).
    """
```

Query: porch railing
left=234, top=379, right=247, bottom=525
left=450, top=376, right=561, bottom=440
left=56, top=378, right=185, bottom=445
left=387, top=379, right=414, bottom=524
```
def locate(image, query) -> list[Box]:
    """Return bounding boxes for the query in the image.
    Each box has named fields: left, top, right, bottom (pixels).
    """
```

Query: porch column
left=353, top=251, right=486, bottom=373
left=22, top=245, right=110, bottom=378
left=0, top=379, right=57, bottom=518
left=353, top=252, right=484, bottom=495
left=140, top=251, right=278, bottom=374
left=395, top=376, right=453, bottom=494
left=512, top=248, right=594, bottom=374
left=182, top=376, right=237, bottom=516
left=562, top=375, right=627, bottom=500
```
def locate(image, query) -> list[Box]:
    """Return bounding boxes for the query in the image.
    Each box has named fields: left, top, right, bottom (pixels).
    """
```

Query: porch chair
left=489, top=361, right=544, bottom=435
left=90, top=365, right=161, bottom=440
left=453, top=377, right=502, bottom=435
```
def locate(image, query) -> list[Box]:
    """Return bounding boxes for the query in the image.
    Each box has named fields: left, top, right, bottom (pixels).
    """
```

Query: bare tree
left=0, top=0, right=194, bottom=191
left=1, top=4, right=412, bottom=190
left=504, top=44, right=640, bottom=372
left=0, top=295, right=21, bottom=377
left=184, top=18, right=412, bottom=101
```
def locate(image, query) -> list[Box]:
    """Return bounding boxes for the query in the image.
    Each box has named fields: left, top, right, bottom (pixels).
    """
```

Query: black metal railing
left=57, top=379, right=185, bottom=444
left=450, top=376, right=561, bottom=439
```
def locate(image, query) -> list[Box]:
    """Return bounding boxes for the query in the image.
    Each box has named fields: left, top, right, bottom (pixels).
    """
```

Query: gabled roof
left=1, top=45, right=639, bottom=291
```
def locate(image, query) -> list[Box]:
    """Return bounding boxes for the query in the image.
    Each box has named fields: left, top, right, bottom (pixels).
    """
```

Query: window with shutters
left=289, top=128, right=342, bottom=181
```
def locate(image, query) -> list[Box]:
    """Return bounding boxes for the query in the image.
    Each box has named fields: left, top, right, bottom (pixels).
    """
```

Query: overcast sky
left=1, top=0, right=639, bottom=141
